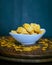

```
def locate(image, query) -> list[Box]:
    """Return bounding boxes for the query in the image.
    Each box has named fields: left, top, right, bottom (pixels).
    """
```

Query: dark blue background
left=0, top=0, right=52, bottom=37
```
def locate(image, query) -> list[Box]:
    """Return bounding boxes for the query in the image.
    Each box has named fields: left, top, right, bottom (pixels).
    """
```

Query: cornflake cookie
left=16, top=27, right=29, bottom=34
left=23, top=23, right=34, bottom=34
left=30, top=23, right=40, bottom=33
left=11, top=30, right=17, bottom=34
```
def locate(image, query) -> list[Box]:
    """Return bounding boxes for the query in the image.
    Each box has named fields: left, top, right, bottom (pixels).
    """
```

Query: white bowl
left=9, top=29, right=46, bottom=45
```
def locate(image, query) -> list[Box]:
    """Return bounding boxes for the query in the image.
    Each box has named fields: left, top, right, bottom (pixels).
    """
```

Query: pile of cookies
left=11, top=23, right=43, bottom=34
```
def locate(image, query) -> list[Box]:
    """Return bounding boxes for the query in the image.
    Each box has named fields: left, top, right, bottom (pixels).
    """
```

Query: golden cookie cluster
left=11, top=23, right=43, bottom=34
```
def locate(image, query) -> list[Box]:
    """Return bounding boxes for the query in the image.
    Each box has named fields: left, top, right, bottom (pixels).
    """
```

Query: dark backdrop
left=0, top=0, right=52, bottom=37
